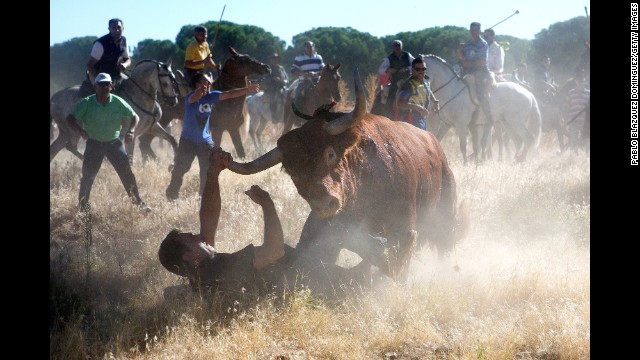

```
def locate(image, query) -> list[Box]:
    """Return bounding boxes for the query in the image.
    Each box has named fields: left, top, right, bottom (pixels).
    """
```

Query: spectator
left=483, top=28, right=505, bottom=81
left=184, top=25, right=219, bottom=88
left=395, top=58, right=439, bottom=131
left=78, top=18, right=131, bottom=98
left=290, top=41, right=325, bottom=107
left=66, top=73, right=150, bottom=213
left=165, top=73, right=260, bottom=201
left=565, top=69, right=590, bottom=151
left=378, top=40, right=415, bottom=119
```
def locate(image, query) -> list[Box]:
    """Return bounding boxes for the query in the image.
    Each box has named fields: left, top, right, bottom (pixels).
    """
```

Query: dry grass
left=50, top=118, right=589, bottom=359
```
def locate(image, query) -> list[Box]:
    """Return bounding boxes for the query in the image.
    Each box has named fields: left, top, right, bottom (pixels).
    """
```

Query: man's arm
left=218, top=83, right=260, bottom=100
left=66, top=114, right=88, bottom=140
left=200, top=148, right=229, bottom=246
left=245, top=185, right=285, bottom=269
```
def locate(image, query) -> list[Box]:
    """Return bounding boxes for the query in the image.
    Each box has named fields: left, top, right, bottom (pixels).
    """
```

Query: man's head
left=541, top=55, right=551, bottom=67
left=108, top=18, right=124, bottom=41
left=94, top=73, right=113, bottom=92
left=483, top=28, right=495, bottom=43
left=411, top=58, right=427, bottom=78
left=191, top=72, right=213, bottom=89
left=159, top=230, right=214, bottom=277
left=269, top=53, right=281, bottom=63
left=391, top=39, right=403, bottom=54
left=469, top=22, right=481, bottom=39
left=194, top=25, right=208, bottom=43
left=303, top=41, right=315, bottom=55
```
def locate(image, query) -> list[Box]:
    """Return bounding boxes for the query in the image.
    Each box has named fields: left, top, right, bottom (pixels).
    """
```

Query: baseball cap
left=95, top=73, right=112, bottom=84
left=392, top=40, right=403, bottom=47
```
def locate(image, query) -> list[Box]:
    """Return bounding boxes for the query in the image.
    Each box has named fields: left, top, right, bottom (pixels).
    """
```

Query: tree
left=50, top=36, right=96, bottom=96
left=133, top=39, right=181, bottom=65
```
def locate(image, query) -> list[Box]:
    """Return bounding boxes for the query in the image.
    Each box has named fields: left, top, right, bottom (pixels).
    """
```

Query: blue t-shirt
left=180, top=90, right=221, bottom=144
left=461, top=37, right=488, bottom=72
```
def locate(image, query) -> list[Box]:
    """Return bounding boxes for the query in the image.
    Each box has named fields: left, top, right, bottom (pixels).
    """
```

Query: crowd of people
left=60, top=17, right=589, bottom=301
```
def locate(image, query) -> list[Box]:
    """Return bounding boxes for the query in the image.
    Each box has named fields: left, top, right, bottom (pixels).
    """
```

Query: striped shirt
left=291, top=52, right=324, bottom=76
left=566, top=87, right=590, bottom=123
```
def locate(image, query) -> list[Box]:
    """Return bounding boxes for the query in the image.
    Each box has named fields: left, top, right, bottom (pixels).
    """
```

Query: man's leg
left=78, top=139, right=106, bottom=209
left=166, top=139, right=197, bottom=200
left=104, top=139, right=144, bottom=205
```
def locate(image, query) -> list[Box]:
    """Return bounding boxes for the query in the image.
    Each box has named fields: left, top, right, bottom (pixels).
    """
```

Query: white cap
left=95, top=73, right=112, bottom=84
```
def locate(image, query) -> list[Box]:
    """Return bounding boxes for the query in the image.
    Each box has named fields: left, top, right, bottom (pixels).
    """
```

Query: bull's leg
left=227, top=129, right=246, bottom=159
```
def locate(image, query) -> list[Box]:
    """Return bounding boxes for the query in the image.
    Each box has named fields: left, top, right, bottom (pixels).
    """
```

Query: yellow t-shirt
left=184, top=40, right=211, bottom=70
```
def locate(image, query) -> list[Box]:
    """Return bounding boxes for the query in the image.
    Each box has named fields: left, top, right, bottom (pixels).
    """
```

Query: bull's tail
left=453, top=199, right=471, bottom=244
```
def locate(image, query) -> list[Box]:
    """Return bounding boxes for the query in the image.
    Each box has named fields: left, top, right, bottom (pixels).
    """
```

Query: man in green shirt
left=66, top=73, right=150, bottom=212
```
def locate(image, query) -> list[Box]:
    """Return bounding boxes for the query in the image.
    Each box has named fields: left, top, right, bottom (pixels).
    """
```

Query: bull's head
left=227, top=67, right=368, bottom=217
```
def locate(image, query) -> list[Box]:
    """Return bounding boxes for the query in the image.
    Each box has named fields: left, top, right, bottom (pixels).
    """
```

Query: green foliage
left=133, top=39, right=181, bottom=65
left=50, top=36, right=97, bottom=96
left=529, top=16, right=590, bottom=80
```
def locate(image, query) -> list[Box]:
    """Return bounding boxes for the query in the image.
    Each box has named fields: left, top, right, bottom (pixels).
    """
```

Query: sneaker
left=139, top=201, right=152, bottom=213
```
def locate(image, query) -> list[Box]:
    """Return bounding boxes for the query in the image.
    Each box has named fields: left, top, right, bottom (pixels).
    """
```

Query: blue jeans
left=79, top=138, right=143, bottom=208
left=166, top=137, right=214, bottom=199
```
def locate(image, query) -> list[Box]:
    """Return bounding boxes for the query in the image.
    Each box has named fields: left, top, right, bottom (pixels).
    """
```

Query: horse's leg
left=137, top=133, right=157, bottom=163
left=146, top=122, right=178, bottom=170
left=50, top=128, right=69, bottom=162
left=227, top=128, right=246, bottom=159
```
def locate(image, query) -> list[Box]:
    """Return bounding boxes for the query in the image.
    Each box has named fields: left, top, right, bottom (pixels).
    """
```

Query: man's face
left=109, top=21, right=124, bottom=41
left=195, top=31, right=208, bottom=43
left=483, top=31, right=494, bottom=42
left=179, top=233, right=214, bottom=267
left=304, top=43, right=314, bottom=55
left=470, top=27, right=481, bottom=40
left=95, top=81, right=112, bottom=94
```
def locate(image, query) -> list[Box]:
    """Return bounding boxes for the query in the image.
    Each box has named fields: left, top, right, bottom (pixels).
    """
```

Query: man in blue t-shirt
left=166, top=73, right=260, bottom=201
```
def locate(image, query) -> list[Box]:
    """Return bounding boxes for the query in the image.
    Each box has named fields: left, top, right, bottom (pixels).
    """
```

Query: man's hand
left=245, top=185, right=272, bottom=205
left=208, top=146, right=233, bottom=174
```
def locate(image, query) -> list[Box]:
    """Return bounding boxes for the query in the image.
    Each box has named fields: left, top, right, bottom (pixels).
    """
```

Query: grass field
left=50, top=98, right=589, bottom=359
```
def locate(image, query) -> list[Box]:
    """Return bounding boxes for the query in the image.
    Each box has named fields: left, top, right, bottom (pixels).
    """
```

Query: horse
left=245, top=89, right=286, bottom=153
left=50, top=60, right=180, bottom=164
left=137, top=69, right=191, bottom=163
left=422, top=54, right=541, bottom=163
left=208, top=46, right=271, bottom=159
left=281, top=63, right=343, bottom=135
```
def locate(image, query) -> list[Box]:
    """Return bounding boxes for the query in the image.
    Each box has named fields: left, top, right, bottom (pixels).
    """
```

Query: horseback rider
left=534, top=55, right=559, bottom=104
left=457, top=22, right=496, bottom=136
left=378, top=40, right=415, bottom=119
left=483, top=28, right=505, bottom=82
left=78, top=18, right=131, bottom=98
left=262, top=53, right=289, bottom=119
left=290, top=41, right=324, bottom=109
left=184, top=25, right=219, bottom=88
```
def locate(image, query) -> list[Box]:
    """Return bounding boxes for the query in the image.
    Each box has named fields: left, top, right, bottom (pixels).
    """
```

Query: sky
left=50, top=0, right=589, bottom=49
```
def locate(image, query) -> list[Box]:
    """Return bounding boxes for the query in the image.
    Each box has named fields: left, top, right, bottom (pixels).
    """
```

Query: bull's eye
left=324, top=145, right=337, bottom=166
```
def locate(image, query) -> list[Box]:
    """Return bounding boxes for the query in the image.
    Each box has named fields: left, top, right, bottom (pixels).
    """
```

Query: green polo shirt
left=71, top=94, right=136, bottom=141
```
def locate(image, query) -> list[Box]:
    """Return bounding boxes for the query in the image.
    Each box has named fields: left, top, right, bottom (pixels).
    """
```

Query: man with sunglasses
left=66, top=73, right=151, bottom=213
left=395, top=58, right=439, bottom=131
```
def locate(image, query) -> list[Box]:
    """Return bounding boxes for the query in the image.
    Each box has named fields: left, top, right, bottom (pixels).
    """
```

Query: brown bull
left=228, top=68, right=469, bottom=279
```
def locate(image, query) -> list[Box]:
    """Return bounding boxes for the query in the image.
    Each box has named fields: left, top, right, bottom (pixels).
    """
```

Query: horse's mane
left=420, top=54, right=462, bottom=80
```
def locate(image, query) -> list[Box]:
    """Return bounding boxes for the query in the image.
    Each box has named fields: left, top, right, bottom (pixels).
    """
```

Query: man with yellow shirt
left=184, top=25, right=219, bottom=87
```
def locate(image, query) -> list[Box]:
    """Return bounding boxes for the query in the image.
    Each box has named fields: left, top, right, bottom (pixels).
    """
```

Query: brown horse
left=209, top=47, right=271, bottom=158
left=281, top=63, right=342, bottom=135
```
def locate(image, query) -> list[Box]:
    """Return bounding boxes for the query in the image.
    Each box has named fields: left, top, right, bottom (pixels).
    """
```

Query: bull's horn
left=324, top=66, right=367, bottom=135
left=226, top=147, right=283, bottom=175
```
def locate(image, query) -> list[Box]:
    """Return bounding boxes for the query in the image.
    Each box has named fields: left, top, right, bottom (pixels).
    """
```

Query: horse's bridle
left=120, top=60, right=179, bottom=118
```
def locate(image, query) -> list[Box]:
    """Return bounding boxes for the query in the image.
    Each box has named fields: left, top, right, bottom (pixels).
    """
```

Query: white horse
left=50, top=60, right=180, bottom=163
left=423, top=54, right=541, bottom=162
left=245, top=89, right=285, bottom=153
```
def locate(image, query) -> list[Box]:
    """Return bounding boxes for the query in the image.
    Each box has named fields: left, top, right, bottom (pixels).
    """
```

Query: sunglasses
left=97, top=82, right=111, bottom=87
left=413, top=67, right=427, bottom=71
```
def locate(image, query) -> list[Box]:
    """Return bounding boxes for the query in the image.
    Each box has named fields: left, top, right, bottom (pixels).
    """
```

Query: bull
left=228, top=68, right=469, bottom=279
